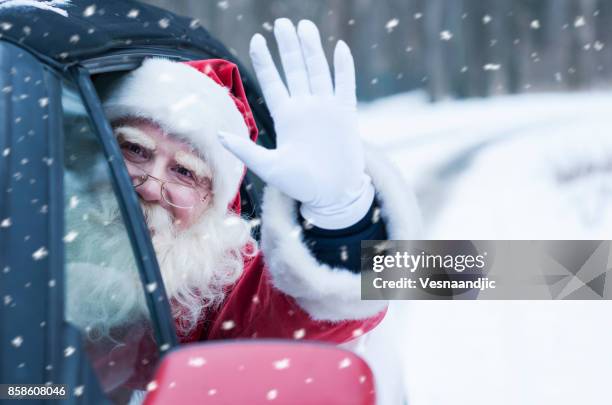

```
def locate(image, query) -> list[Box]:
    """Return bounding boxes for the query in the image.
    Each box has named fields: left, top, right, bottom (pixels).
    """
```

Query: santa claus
left=65, top=18, right=421, bottom=397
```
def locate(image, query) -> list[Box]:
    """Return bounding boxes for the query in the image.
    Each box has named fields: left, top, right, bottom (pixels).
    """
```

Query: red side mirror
left=143, top=340, right=376, bottom=405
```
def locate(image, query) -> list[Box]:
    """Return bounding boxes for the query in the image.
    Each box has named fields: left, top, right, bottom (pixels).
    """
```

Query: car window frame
left=0, top=41, right=113, bottom=404
left=0, top=39, right=66, bottom=386
left=66, top=65, right=178, bottom=351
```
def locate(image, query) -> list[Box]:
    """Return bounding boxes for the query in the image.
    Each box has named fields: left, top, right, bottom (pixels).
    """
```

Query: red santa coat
left=197, top=253, right=385, bottom=343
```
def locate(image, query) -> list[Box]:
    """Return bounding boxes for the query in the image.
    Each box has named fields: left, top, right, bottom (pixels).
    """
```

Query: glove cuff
left=299, top=175, right=375, bottom=230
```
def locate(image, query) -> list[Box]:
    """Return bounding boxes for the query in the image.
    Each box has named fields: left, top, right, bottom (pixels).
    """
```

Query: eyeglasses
left=130, top=168, right=207, bottom=209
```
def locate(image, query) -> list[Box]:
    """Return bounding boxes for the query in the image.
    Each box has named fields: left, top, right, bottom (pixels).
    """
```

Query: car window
left=61, top=80, right=159, bottom=403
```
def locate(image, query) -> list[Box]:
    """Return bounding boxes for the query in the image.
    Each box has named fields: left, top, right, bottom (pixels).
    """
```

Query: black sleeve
left=299, top=199, right=388, bottom=274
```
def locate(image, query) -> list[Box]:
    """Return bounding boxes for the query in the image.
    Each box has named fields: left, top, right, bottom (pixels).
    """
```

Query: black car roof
left=0, top=0, right=232, bottom=67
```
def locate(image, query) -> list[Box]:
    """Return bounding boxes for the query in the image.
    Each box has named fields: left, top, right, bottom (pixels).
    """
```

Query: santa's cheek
left=172, top=209, right=192, bottom=229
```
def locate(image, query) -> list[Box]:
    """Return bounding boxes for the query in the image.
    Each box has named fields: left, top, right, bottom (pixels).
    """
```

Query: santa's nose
left=134, top=163, right=170, bottom=210
left=136, top=177, right=163, bottom=204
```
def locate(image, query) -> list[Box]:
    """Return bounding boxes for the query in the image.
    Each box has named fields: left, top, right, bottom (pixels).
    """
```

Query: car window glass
left=62, top=80, right=159, bottom=404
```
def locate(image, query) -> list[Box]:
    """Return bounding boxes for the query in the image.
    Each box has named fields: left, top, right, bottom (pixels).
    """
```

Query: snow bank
left=358, top=91, right=612, bottom=405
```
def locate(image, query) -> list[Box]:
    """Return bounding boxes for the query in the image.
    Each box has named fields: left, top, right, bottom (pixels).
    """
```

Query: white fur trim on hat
left=260, top=146, right=422, bottom=321
left=103, top=58, right=250, bottom=213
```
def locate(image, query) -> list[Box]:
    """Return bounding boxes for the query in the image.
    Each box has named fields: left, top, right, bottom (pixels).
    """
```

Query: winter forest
left=141, top=0, right=611, bottom=101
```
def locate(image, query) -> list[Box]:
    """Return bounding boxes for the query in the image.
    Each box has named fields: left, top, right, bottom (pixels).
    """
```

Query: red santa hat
left=103, top=58, right=258, bottom=214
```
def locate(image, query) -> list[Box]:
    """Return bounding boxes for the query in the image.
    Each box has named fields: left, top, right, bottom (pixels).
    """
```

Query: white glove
left=218, top=18, right=374, bottom=229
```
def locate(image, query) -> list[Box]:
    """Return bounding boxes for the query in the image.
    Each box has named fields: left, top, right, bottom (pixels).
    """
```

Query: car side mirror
left=143, top=340, right=376, bottom=405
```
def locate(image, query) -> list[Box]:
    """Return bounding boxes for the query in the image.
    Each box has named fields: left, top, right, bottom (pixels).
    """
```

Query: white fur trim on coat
left=102, top=58, right=249, bottom=214
left=260, top=146, right=422, bottom=321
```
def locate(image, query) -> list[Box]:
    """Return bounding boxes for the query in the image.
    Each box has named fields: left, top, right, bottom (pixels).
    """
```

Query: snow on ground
left=358, top=91, right=612, bottom=405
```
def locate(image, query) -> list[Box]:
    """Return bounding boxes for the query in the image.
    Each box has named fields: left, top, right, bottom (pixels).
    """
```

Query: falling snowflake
left=338, top=357, right=351, bottom=369
left=69, top=34, right=79, bottom=43
left=64, top=346, right=75, bottom=357
left=158, top=18, right=170, bottom=29
left=273, top=358, right=290, bottom=370
left=482, top=15, right=492, bottom=24
left=68, top=195, right=79, bottom=209
left=3, top=295, right=12, bottom=305
left=2, top=148, right=9, bottom=157
left=146, top=381, right=158, bottom=391
left=38, top=97, right=49, bottom=107
left=217, top=0, right=228, bottom=10
left=160, top=343, right=170, bottom=352
left=1, top=217, right=11, bottom=227
left=82, top=4, right=94, bottom=17
left=189, top=18, right=200, bottom=29
left=340, top=246, right=349, bottom=262
left=0, top=0, right=72, bottom=17
left=414, top=12, right=422, bottom=20
left=304, top=377, right=313, bottom=384
left=385, top=18, right=399, bottom=33
left=208, top=389, right=217, bottom=396
left=440, top=30, right=453, bottom=41
left=262, top=21, right=273, bottom=31
left=48, top=279, right=56, bottom=287
left=63, top=230, right=78, bottom=243
left=73, top=386, right=84, bottom=396
left=359, top=375, right=367, bottom=384
left=530, top=20, right=540, bottom=29
left=146, top=282, right=157, bottom=293
left=11, top=336, right=23, bottom=347
left=188, top=357, right=206, bottom=367
left=352, top=328, right=364, bottom=337
left=483, top=63, right=501, bottom=71
left=221, top=320, right=235, bottom=330
left=32, top=246, right=48, bottom=260
left=266, top=389, right=278, bottom=400
left=127, top=8, right=139, bottom=18
left=574, top=16, right=585, bottom=27
left=593, top=41, right=605, bottom=51
left=293, top=328, right=305, bottom=339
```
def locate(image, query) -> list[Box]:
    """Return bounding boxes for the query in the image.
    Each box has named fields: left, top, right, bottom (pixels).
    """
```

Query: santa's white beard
left=65, top=190, right=255, bottom=339
left=142, top=202, right=254, bottom=336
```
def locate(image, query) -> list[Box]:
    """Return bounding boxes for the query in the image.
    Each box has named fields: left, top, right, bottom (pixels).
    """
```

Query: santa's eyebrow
left=175, top=151, right=212, bottom=178
left=113, top=126, right=157, bottom=150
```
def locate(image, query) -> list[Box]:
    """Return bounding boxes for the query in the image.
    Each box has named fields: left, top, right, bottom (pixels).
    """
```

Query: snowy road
left=358, top=92, right=612, bottom=405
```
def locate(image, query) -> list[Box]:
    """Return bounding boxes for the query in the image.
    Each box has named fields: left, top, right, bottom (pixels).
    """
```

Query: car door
left=0, top=40, right=178, bottom=404
left=0, top=40, right=117, bottom=404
